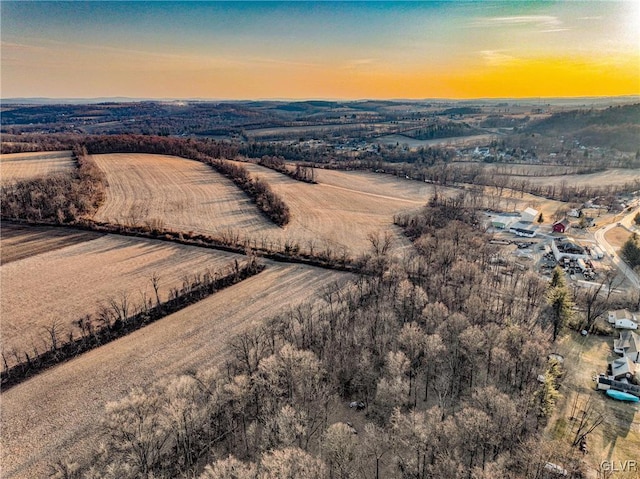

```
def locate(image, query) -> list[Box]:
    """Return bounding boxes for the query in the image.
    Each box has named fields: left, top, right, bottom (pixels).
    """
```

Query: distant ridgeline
left=525, top=103, right=640, bottom=152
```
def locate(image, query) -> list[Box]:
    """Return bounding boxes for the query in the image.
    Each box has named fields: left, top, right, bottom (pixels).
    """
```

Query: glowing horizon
left=1, top=1, right=638, bottom=100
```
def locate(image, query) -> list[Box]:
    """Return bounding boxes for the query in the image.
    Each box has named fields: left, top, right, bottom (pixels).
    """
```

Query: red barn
left=553, top=218, right=570, bottom=233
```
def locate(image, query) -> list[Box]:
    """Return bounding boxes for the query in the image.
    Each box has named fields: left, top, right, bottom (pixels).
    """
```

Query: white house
left=615, top=318, right=639, bottom=330
left=520, top=207, right=539, bottom=223
left=614, top=330, right=640, bottom=363
left=509, top=226, right=536, bottom=238
left=608, top=309, right=637, bottom=325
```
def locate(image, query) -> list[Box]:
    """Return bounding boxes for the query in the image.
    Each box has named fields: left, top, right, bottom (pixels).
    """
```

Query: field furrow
left=1, top=264, right=349, bottom=479
left=0, top=234, right=243, bottom=363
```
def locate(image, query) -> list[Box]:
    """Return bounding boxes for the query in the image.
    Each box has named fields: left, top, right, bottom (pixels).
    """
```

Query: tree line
left=1, top=145, right=107, bottom=223
left=256, top=155, right=316, bottom=183
left=82, top=135, right=291, bottom=226
left=52, top=202, right=590, bottom=479
left=2, top=134, right=291, bottom=227
left=1, top=258, right=264, bottom=390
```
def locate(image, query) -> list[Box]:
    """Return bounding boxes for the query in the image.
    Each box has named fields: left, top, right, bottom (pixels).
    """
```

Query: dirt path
left=1, top=263, right=350, bottom=479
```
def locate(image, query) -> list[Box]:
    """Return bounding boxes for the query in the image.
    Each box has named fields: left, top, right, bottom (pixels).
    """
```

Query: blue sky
left=2, top=1, right=638, bottom=99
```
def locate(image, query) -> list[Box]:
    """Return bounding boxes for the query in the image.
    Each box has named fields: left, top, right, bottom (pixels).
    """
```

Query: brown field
left=92, top=153, right=567, bottom=256
left=93, top=153, right=433, bottom=256
left=92, top=153, right=279, bottom=237
left=505, top=168, right=640, bottom=188
left=313, top=168, right=441, bottom=200
left=1, top=263, right=349, bottom=479
left=0, top=234, right=243, bottom=364
left=237, top=161, right=434, bottom=255
left=548, top=333, right=640, bottom=477
left=0, top=150, right=75, bottom=184
left=452, top=161, right=589, bottom=177
left=0, top=223, right=104, bottom=265
left=605, top=226, right=633, bottom=250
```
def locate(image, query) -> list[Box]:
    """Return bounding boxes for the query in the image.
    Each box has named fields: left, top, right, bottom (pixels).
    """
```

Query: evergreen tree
left=547, top=267, right=573, bottom=341
left=621, top=233, right=640, bottom=268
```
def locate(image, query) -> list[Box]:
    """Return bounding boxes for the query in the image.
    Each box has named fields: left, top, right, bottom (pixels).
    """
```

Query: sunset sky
left=1, top=1, right=639, bottom=100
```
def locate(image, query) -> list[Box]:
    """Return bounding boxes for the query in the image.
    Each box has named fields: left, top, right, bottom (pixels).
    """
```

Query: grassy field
left=93, top=153, right=433, bottom=256
left=0, top=151, right=75, bottom=184
left=0, top=233, right=243, bottom=365
left=605, top=226, right=633, bottom=250
left=547, top=332, right=640, bottom=478
left=1, top=263, right=350, bottom=479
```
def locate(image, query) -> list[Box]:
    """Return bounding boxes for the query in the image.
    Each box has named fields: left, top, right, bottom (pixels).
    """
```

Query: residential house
left=614, top=330, right=640, bottom=363
left=610, top=356, right=637, bottom=382
left=608, top=309, right=637, bottom=325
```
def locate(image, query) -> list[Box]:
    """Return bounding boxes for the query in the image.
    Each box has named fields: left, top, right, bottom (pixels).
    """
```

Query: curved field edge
left=91, top=153, right=281, bottom=235
left=82, top=135, right=290, bottom=226
left=1, top=264, right=350, bottom=479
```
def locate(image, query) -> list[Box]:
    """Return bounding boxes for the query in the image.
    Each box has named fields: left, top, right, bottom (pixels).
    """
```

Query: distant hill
left=527, top=103, right=640, bottom=132
left=525, top=104, right=640, bottom=151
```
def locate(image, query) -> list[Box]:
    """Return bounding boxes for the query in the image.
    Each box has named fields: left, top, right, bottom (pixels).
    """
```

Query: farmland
left=93, top=153, right=438, bottom=256
left=0, top=223, right=103, bottom=265
left=1, top=263, right=349, bottom=479
left=0, top=150, right=75, bottom=184
left=1, top=99, right=639, bottom=479
left=519, top=169, right=640, bottom=189
left=237, top=161, right=434, bottom=255
left=92, top=153, right=279, bottom=237
left=0, top=233, right=244, bottom=365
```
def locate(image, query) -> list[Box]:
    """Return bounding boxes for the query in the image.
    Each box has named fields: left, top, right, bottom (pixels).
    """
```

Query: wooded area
left=48, top=202, right=588, bottom=479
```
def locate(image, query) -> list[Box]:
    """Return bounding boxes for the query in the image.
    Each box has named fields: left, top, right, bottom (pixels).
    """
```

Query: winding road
left=594, top=206, right=640, bottom=290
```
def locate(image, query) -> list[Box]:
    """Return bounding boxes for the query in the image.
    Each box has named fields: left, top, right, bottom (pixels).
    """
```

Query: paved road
left=594, top=207, right=640, bottom=290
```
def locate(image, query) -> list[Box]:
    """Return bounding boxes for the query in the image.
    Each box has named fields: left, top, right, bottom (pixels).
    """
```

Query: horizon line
left=3, top=94, right=640, bottom=104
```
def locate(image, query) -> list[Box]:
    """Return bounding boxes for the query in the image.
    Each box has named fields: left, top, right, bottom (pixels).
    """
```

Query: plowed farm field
left=0, top=233, right=243, bottom=364
left=515, top=168, right=640, bottom=188
left=93, top=153, right=433, bottom=256
left=0, top=150, right=75, bottom=184
left=2, top=263, right=349, bottom=479
left=0, top=223, right=104, bottom=265
left=239, top=161, right=432, bottom=254
left=92, top=153, right=279, bottom=237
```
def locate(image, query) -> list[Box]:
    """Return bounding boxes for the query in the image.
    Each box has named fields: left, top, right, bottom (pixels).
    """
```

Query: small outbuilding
left=608, top=309, right=636, bottom=324
left=520, top=207, right=539, bottom=223
left=552, top=218, right=570, bottom=234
